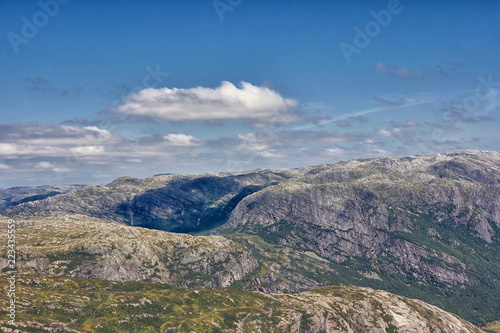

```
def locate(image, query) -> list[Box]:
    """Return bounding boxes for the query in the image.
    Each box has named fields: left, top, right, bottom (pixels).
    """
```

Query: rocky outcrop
left=0, top=214, right=258, bottom=288
left=273, top=286, right=484, bottom=333
left=227, top=151, right=500, bottom=288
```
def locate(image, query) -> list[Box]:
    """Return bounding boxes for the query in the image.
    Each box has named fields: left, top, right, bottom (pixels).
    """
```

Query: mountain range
left=1, top=150, right=499, bottom=332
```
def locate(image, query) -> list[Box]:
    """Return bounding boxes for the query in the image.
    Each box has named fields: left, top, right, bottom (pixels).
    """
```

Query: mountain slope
left=0, top=273, right=484, bottom=333
left=224, top=151, right=500, bottom=324
left=0, top=215, right=359, bottom=294
left=227, top=151, right=500, bottom=284
left=0, top=215, right=257, bottom=288
left=2, top=150, right=500, bottom=324
left=0, top=184, right=87, bottom=208
left=5, top=171, right=293, bottom=232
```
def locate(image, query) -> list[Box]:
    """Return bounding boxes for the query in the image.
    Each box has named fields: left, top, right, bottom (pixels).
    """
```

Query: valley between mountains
left=1, top=150, right=499, bottom=332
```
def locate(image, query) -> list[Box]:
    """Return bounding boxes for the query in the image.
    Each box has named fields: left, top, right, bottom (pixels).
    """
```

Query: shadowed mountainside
left=0, top=184, right=87, bottom=208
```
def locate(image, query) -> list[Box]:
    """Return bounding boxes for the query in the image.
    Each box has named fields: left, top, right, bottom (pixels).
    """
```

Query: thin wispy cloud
left=334, top=116, right=368, bottom=128
left=27, top=76, right=84, bottom=96
left=371, top=61, right=462, bottom=80
left=439, top=103, right=497, bottom=125
left=296, top=98, right=434, bottom=130
left=373, top=97, right=405, bottom=107
left=62, top=117, right=125, bottom=127
left=390, top=119, right=420, bottom=128
left=27, top=76, right=49, bottom=85
left=0, top=124, right=119, bottom=163
left=0, top=123, right=116, bottom=148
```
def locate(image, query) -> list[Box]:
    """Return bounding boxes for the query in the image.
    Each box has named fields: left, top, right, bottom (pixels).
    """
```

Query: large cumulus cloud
left=115, top=81, right=300, bottom=124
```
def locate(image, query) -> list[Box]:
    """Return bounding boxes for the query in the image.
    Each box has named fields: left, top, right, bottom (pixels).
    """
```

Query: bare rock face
left=0, top=214, right=258, bottom=288
left=272, top=286, right=484, bottom=333
left=227, top=151, right=500, bottom=287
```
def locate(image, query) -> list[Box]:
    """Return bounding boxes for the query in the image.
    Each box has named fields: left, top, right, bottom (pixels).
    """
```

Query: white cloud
left=70, top=146, right=106, bottom=156
left=0, top=123, right=116, bottom=147
left=0, top=143, right=65, bottom=157
left=324, top=148, right=345, bottom=157
left=0, top=109, right=495, bottom=187
left=53, top=167, right=73, bottom=173
left=116, top=81, right=299, bottom=123
left=371, top=148, right=391, bottom=155
left=163, top=134, right=202, bottom=147
left=405, top=120, right=419, bottom=127
left=256, top=150, right=280, bottom=158
left=0, top=124, right=120, bottom=160
left=36, top=161, right=55, bottom=169
left=82, top=126, right=113, bottom=140
left=377, top=129, right=392, bottom=137
left=236, top=133, right=270, bottom=152
left=0, top=143, right=18, bottom=155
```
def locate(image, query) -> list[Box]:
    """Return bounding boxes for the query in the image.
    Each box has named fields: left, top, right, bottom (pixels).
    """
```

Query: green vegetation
left=483, top=321, right=500, bottom=333
left=222, top=212, right=500, bottom=326
left=378, top=210, right=500, bottom=326
left=0, top=273, right=480, bottom=332
left=0, top=274, right=282, bottom=332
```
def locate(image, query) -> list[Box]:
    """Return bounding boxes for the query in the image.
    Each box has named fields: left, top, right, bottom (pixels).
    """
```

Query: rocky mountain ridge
left=2, top=150, right=500, bottom=325
left=0, top=184, right=87, bottom=208
left=0, top=215, right=257, bottom=288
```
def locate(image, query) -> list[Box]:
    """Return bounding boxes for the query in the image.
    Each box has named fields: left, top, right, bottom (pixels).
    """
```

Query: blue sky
left=0, top=0, right=499, bottom=187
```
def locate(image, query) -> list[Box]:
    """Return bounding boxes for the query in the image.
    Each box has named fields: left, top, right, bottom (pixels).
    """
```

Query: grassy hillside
left=0, top=273, right=483, bottom=333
